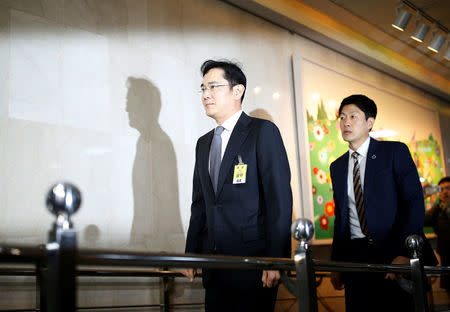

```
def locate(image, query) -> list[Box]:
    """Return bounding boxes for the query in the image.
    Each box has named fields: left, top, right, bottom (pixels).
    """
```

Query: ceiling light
left=410, top=13, right=429, bottom=42
left=392, top=5, right=411, bottom=31
left=411, top=23, right=429, bottom=42
left=427, top=33, right=446, bottom=53
left=445, top=42, right=450, bottom=61
left=445, top=48, right=450, bottom=60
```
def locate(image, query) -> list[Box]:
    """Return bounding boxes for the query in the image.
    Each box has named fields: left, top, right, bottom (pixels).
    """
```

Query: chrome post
left=36, top=245, right=47, bottom=312
left=292, top=218, right=317, bottom=312
left=406, top=235, right=429, bottom=312
left=160, top=267, right=170, bottom=312
left=46, top=182, right=81, bottom=312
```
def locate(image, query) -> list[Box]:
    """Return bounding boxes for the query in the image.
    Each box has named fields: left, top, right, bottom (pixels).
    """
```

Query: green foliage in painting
left=307, top=102, right=347, bottom=239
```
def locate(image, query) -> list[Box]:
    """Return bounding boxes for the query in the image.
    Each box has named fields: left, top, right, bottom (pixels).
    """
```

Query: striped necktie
left=210, top=126, right=225, bottom=194
left=352, top=152, right=370, bottom=236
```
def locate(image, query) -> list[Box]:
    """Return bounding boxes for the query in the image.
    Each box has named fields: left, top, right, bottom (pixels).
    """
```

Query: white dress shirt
left=209, top=110, right=243, bottom=173
left=347, top=136, right=371, bottom=239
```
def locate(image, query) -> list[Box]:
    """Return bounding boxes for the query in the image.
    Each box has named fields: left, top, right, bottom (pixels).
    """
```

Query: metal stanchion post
left=160, top=267, right=170, bottom=312
left=291, top=218, right=318, bottom=312
left=45, top=182, right=81, bottom=312
left=36, top=245, right=47, bottom=312
left=406, top=235, right=429, bottom=312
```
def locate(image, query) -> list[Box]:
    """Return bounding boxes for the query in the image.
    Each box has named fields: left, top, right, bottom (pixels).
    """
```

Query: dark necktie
left=210, top=126, right=225, bottom=194
left=352, top=152, right=370, bottom=236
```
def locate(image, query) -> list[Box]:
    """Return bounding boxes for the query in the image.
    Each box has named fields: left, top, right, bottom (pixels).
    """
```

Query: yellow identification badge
left=233, top=155, right=247, bottom=184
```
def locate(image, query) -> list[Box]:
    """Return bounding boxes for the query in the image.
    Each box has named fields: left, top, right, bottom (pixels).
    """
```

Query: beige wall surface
left=0, top=0, right=448, bottom=310
left=0, top=0, right=303, bottom=251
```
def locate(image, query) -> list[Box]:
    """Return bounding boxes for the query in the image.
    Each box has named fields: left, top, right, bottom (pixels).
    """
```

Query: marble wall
left=0, top=0, right=308, bottom=252
left=0, top=0, right=447, bottom=310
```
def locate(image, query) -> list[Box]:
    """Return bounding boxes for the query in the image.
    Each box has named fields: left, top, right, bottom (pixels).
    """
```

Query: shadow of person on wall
left=126, top=77, right=184, bottom=252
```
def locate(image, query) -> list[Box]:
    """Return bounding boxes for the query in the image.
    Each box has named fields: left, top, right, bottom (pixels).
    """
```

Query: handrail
left=1, top=264, right=448, bottom=279
left=1, top=183, right=449, bottom=312
left=1, top=244, right=449, bottom=275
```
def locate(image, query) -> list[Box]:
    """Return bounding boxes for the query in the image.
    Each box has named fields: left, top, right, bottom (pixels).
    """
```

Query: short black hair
left=200, top=59, right=247, bottom=102
left=338, top=94, right=377, bottom=120
left=438, top=176, right=450, bottom=185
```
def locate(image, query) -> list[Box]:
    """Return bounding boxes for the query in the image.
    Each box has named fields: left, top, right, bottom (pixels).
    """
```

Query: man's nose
left=203, top=91, right=211, bottom=100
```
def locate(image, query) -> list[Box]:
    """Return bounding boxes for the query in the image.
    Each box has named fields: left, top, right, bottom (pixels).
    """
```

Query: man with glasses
left=181, top=59, right=292, bottom=311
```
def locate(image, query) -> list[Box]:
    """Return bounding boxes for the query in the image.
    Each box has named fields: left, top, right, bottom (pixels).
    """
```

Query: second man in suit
left=329, top=94, right=437, bottom=311
left=181, top=59, right=293, bottom=312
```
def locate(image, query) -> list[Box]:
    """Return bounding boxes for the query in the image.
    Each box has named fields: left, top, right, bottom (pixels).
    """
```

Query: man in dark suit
left=329, top=94, right=437, bottom=312
left=181, top=60, right=292, bottom=312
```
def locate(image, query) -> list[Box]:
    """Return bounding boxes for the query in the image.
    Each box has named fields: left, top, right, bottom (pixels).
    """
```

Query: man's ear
left=367, top=117, right=375, bottom=131
left=233, top=84, right=245, bottom=100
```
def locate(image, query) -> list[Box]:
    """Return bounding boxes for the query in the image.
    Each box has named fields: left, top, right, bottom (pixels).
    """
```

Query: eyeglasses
left=198, top=84, right=231, bottom=94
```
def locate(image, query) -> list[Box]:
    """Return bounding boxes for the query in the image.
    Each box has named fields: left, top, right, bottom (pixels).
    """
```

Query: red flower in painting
left=319, top=215, right=329, bottom=230
left=312, top=185, right=317, bottom=195
left=313, top=167, right=319, bottom=175
left=323, top=124, right=329, bottom=135
left=325, top=201, right=335, bottom=217
left=313, top=126, right=324, bottom=140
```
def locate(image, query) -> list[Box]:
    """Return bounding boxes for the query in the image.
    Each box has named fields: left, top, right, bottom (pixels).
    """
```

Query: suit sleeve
left=256, top=122, right=293, bottom=258
left=185, top=141, right=206, bottom=254
left=424, top=204, right=439, bottom=228
left=330, top=162, right=343, bottom=261
left=393, top=142, right=425, bottom=257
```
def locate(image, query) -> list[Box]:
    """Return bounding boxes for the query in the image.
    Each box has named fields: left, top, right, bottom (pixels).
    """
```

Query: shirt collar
left=349, top=136, right=371, bottom=158
left=220, top=110, right=242, bottom=132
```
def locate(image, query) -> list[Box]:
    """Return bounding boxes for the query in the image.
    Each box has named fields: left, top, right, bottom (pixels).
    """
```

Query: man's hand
left=385, top=256, right=410, bottom=280
left=330, top=272, right=344, bottom=290
left=262, top=270, right=280, bottom=288
left=181, top=268, right=197, bottom=282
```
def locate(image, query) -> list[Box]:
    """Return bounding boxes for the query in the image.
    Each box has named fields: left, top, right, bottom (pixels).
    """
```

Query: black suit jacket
left=330, top=138, right=437, bottom=265
left=185, top=112, right=293, bottom=290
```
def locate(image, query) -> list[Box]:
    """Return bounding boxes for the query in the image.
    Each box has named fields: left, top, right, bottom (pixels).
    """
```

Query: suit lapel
left=216, top=112, right=251, bottom=198
left=199, top=129, right=215, bottom=196
left=363, top=138, right=378, bottom=205
left=335, top=153, right=349, bottom=233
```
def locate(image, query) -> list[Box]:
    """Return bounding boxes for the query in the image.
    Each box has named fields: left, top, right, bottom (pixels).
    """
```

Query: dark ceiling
left=223, top=0, right=449, bottom=102
left=302, top=0, right=449, bottom=79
